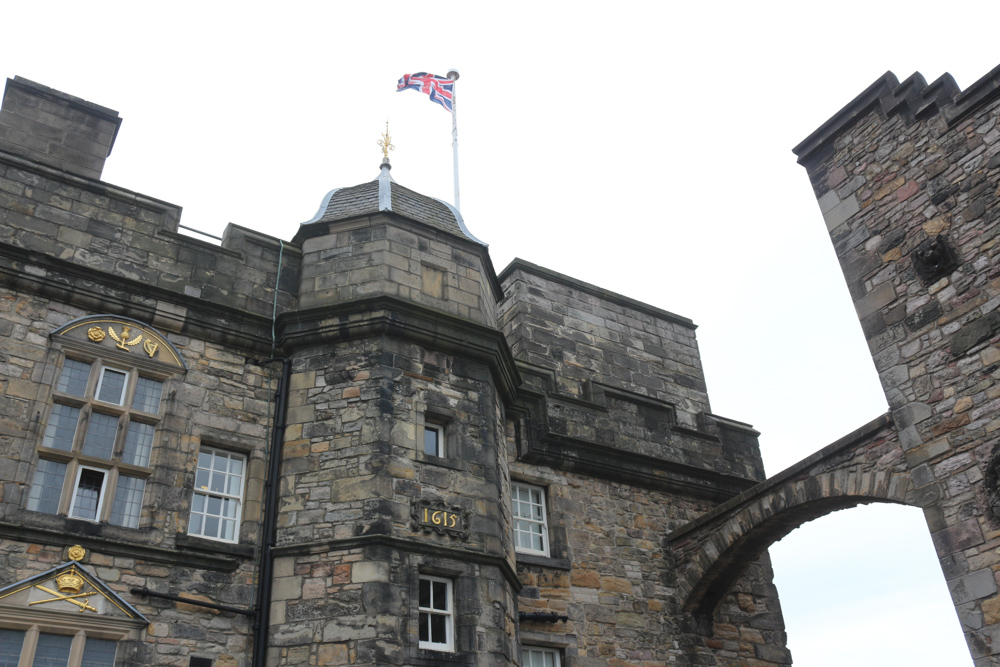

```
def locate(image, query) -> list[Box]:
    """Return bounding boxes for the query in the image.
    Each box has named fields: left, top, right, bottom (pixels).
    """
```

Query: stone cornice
left=0, top=520, right=244, bottom=572
left=518, top=426, right=757, bottom=501
left=271, top=534, right=522, bottom=593
left=499, top=258, right=696, bottom=329
left=278, top=295, right=522, bottom=403
left=0, top=241, right=276, bottom=353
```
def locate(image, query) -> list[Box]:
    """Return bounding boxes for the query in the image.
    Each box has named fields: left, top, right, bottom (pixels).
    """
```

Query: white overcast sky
left=3, top=1, right=998, bottom=664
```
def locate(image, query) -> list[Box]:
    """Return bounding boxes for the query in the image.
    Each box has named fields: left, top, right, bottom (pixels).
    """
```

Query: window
left=188, top=447, right=246, bottom=543
left=0, top=629, right=117, bottom=667
left=27, top=357, right=163, bottom=528
left=417, top=575, right=453, bottom=651
left=522, top=647, right=561, bottom=667
left=423, top=423, right=443, bottom=457
left=512, top=483, right=549, bottom=556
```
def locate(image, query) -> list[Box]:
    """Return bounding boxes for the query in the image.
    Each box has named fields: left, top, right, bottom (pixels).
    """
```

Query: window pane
left=432, top=581, right=448, bottom=610
left=96, top=369, right=127, bottom=404
left=122, top=421, right=154, bottom=467
left=0, top=629, right=24, bottom=667
left=57, top=359, right=92, bottom=396
left=81, top=637, right=117, bottom=667
left=419, top=578, right=430, bottom=607
left=424, top=427, right=439, bottom=456
left=42, top=403, right=80, bottom=451
left=27, top=459, right=67, bottom=514
left=83, top=412, right=118, bottom=459
left=132, top=376, right=163, bottom=413
left=110, top=475, right=145, bottom=528
left=210, top=471, right=226, bottom=493
left=221, top=518, right=236, bottom=541
left=419, top=611, right=429, bottom=642
left=33, top=633, right=73, bottom=667
left=430, top=612, right=447, bottom=643
left=71, top=468, right=106, bottom=520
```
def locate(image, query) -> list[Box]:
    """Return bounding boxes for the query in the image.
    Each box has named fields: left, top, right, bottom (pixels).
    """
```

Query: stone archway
left=669, top=414, right=924, bottom=617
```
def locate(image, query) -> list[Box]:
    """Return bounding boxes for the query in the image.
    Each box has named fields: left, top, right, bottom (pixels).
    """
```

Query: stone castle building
left=0, top=61, right=997, bottom=666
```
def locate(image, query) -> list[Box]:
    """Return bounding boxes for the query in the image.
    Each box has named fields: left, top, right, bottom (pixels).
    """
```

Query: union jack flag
left=396, top=73, right=454, bottom=112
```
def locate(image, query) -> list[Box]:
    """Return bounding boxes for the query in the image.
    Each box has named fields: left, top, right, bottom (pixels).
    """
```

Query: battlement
left=794, top=64, right=1000, bottom=169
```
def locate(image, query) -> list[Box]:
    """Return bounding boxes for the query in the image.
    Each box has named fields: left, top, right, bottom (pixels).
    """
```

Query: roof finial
left=378, top=120, right=394, bottom=160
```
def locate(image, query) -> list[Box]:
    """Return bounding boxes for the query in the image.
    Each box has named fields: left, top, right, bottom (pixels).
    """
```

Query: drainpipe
left=252, top=357, right=290, bottom=667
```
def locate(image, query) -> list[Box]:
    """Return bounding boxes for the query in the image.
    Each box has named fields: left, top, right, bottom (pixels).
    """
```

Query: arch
left=673, top=456, right=915, bottom=617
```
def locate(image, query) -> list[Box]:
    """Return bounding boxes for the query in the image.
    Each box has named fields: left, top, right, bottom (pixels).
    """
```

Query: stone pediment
left=0, top=551, right=148, bottom=625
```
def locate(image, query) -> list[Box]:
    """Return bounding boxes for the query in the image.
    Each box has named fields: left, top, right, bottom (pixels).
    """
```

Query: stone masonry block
left=932, top=519, right=986, bottom=556
left=351, top=561, right=388, bottom=583
left=822, top=194, right=860, bottom=231
left=949, top=569, right=997, bottom=605
left=894, top=402, right=933, bottom=430
left=855, top=282, right=897, bottom=321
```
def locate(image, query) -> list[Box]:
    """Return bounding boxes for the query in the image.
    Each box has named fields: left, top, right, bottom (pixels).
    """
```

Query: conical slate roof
left=303, top=160, right=485, bottom=246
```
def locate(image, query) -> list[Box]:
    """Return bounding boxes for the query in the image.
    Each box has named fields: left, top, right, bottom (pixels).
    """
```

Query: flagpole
left=447, top=68, right=460, bottom=212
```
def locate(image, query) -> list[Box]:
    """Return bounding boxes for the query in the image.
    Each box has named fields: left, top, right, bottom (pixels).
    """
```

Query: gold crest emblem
left=108, top=325, right=143, bottom=352
left=87, top=326, right=105, bottom=342
left=143, top=339, right=159, bottom=358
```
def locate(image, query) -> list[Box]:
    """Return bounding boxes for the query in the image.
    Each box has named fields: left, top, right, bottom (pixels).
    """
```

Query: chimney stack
left=0, top=76, right=122, bottom=180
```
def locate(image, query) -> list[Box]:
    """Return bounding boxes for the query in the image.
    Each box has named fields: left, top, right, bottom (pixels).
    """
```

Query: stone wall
left=794, top=68, right=1000, bottom=664
left=295, top=214, right=497, bottom=327
left=499, top=260, right=766, bottom=488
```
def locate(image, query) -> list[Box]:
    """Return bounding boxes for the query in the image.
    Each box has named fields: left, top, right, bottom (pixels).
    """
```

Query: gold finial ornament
left=68, top=545, right=86, bottom=561
left=378, top=121, right=395, bottom=159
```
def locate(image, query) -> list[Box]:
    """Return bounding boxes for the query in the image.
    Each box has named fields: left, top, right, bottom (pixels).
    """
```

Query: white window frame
left=522, top=647, right=562, bottom=667
left=417, top=575, right=454, bottom=651
left=188, top=446, right=246, bottom=544
left=423, top=423, right=443, bottom=457
left=94, top=367, right=129, bottom=406
left=67, top=465, right=109, bottom=521
left=512, top=482, right=550, bottom=557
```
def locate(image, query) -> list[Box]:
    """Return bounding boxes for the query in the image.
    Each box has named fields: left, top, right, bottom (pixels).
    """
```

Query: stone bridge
left=668, top=413, right=935, bottom=617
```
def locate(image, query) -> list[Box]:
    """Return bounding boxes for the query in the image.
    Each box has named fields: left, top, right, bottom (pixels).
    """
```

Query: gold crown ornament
left=56, top=566, right=84, bottom=594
